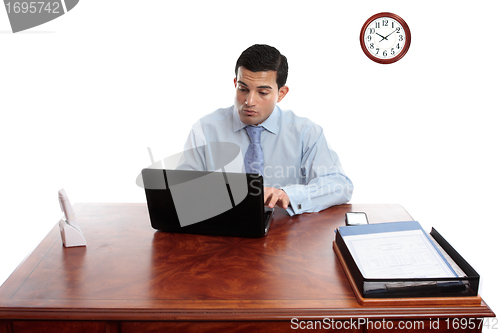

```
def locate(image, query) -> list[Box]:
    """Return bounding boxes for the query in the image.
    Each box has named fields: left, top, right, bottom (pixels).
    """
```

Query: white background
left=1, top=0, right=499, bottom=328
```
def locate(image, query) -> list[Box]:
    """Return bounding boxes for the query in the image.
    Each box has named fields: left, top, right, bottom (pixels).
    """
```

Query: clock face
left=360, top=13, right=411, bottom=64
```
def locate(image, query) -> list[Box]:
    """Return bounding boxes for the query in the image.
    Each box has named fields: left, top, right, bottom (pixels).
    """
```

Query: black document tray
left=335, top=226, right=480, bottom=299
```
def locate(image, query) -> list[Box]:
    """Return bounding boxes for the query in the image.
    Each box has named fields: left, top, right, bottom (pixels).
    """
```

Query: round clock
left=360, top=12, right=411, bottom=64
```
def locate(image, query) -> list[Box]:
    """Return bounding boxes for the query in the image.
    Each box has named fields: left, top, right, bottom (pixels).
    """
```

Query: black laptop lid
left=142, top=169, right=272, bottom=237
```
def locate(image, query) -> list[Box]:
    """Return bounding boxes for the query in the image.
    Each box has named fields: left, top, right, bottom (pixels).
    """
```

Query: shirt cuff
left=281, top=184, right=312, bottom=216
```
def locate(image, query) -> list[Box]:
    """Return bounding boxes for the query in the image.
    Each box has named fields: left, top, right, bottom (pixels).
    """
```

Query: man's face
left=234, top=66, right=288, bottom=126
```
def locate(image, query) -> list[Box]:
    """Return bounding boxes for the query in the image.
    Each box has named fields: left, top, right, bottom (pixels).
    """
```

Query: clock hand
left=376, top=33, right=388, bottom=42
left=383, top=29, right=398, bottom=40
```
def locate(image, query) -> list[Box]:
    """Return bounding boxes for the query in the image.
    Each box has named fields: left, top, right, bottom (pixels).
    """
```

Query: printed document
left=343, top=229, right=456, bottom=279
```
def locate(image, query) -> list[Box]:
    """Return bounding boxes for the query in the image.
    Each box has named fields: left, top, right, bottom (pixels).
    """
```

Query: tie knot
left=245, top=126, right=264, bottom=143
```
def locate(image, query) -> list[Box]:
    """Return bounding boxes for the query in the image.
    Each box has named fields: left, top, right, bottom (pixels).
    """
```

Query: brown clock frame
left=360, top=12, right=411, bottom=64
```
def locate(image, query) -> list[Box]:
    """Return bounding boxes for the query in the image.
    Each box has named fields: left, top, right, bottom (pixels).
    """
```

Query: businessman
left=178, top=44, right=353, bottom=216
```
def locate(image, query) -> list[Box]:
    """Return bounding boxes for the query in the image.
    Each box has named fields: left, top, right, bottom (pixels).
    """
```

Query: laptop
left=142, top=169, right=274, bottom=237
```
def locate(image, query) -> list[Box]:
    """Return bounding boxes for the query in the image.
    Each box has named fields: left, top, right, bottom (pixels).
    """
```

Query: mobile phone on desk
left=345, top=212, right=369, bottom=226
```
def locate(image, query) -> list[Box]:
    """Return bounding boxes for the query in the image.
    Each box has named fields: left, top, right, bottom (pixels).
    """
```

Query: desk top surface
left=0, top=203, right=494, bottom=321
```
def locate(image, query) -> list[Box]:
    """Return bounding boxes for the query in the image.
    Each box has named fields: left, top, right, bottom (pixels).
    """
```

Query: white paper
left=343, top=230, right=456, bottom=279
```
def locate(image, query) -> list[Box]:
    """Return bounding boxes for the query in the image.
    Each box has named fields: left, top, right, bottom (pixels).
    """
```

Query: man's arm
left=176, top=123, right=207, bottom=171
left=279, top=127, right=353, bottom=216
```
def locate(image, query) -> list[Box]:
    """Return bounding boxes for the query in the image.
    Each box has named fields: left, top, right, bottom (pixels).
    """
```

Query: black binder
left=334, top=221, right=480, bottom=298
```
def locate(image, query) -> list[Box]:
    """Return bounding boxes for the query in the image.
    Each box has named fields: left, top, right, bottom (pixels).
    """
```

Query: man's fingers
left=263, top=187, right=273, bottom=203
left=263, top=187, right=278, bottom=208
left=267, top=192, right=280, bottom=209
left=263, top=187, right=290, bottom=209
left=279, top=195, right=290, bottom=209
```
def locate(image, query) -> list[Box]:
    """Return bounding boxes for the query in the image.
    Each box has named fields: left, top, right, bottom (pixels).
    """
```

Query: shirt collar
left=232, top=105, right=280, bottom=135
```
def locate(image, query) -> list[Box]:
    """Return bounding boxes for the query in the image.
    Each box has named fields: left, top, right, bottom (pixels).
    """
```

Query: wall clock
left=360, top=12, right=411, bottom=64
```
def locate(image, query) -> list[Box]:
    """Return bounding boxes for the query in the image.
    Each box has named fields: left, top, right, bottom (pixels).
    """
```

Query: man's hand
left=263, top=187, right=290, bottom=209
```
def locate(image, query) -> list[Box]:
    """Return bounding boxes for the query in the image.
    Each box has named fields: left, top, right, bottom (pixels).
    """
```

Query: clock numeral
left=396, top=27, right=400, bottom=33
left=391, top=48, right=395, bottom=55
left=367, top=35, right=372, bottom=42
left=392, top=21, right=394, bottom=28
left=397, top=43, right=400, bottom=49
left=383, top=50, right=387, bottom=57
left=399, top=35, right=404, bottom=41
left=369, top=28, right=375, bottom=34
left=369, top=43, right=374, bottom=49
left=375, top=48, right=380, bottom=55
left=375, top=22, right=380, bottom=28
left=382, top=19, right=388, bottom=26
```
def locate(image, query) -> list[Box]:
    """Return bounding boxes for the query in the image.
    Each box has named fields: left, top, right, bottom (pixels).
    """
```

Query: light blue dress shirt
left=178, top=105, right=353, bottom=216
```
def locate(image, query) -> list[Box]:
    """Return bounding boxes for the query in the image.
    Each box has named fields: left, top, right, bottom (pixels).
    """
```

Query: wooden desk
left=0, top=203, right=495, bottom=332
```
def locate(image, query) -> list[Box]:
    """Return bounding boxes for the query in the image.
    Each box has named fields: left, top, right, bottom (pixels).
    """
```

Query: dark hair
left=235, top=44, right=288, bottom=89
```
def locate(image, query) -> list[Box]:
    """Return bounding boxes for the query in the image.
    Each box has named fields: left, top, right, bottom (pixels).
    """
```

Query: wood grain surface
left=0, top=203, right=494, bottom=332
